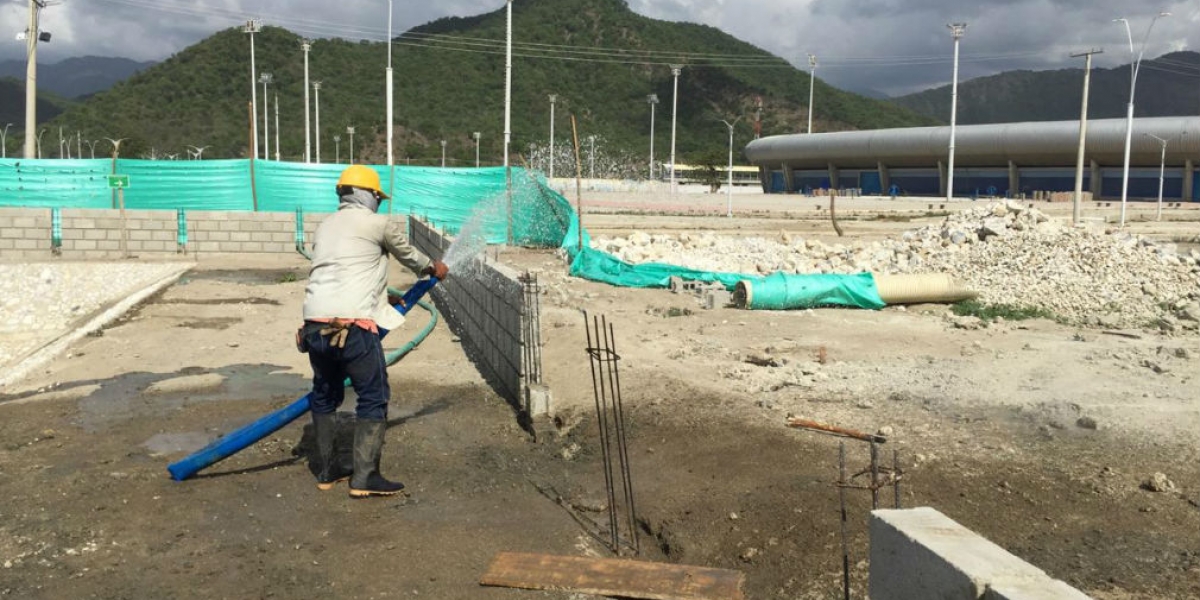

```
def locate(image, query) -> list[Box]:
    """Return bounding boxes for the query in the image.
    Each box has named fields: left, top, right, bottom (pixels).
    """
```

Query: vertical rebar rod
left=607, top=319, right=639, bottom=555
left=585, top=312, right=619, bottom=552
left=893, top=450, right=901, bottom=509
left=839, top=442, right=851, bottom=600
left=531, top=274, right=542, bottom=384
left=869, top=440, right=880, bottom=511
left=597, top=315, right=622, bottom=553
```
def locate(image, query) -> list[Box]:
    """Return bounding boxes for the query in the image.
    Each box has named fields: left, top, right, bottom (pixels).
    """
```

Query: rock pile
left=589, top=201, right=1200, bottom=328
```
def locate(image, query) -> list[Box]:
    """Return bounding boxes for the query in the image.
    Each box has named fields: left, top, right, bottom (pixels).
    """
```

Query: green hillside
left=45, top=0, right=935, bottom=166
left=0, top=77, right=74, bottom=157
left=893, top=51, right=1200, bottom=125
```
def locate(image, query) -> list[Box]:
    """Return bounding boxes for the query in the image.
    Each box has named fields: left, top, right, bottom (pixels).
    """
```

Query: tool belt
left=295, top=319, right=353, bottom=353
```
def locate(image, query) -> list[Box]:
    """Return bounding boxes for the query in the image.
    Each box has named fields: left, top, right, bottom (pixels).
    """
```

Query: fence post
left=51, top=208, right=62, bottom=257
left=294, top=208, right=305, bottom=254
left=176, top=209, right=188, bottom=254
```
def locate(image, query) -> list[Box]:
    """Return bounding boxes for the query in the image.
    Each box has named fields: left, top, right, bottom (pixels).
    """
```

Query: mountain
left=43, top=0, right=935, bottom=163
left=0, top=56, right=156, bottom=99
left=892, top=51, right=1200, bottom=125
left=0, top=77, right=74, bottom=156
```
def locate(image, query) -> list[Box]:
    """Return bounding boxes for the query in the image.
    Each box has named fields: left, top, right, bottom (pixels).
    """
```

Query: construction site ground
left=0, top=194, right=1197, bottom=600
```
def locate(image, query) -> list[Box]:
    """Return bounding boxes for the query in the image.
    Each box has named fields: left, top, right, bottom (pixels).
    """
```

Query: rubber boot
left=348, top=419, right=405, bottom=498
left=313, top=413, right=352, bottom=491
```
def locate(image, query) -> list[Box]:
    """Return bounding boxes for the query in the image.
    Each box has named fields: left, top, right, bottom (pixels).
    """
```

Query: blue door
left=861, top=171, right=882, bottom=195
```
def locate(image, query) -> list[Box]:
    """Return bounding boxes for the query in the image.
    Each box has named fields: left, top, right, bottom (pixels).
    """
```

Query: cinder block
left=524, top=383, right=552, bottom=417
left=219, top=221, right=241, bottom=232
left=130, top=230, right=153, bottom=241
left=208, top=231, right=231, bottom=242
left=705, top=289, right=733, bottom=309
left=0, top=239, right=13, bottom=249
left=74, top=240, right=97, bottom=251
left=870, top=508, right=1064, bottom=600
left=84, top=229, right=108, bottom=240
left=263, top=242, right=289, bottom=253
left=142, top=241, right=170, bottom=252
left=230, top=231, right=251, bottom=242
left=196, top=241, right=220, bottom=253
left=97, top=218, right=122, bottom=229
left=985, top=579, right=1094, bottom=600
left=218, top=242, right=244, bottom=252
left=270, top=232, right=291, bottom=243
left=241, top=241, right=264, bottom=252
left=239, top=221, right=263, bottom=232
left=12, top=217, right=36, bottom=228
left=195, top=221, right=219, bottom=231
left=127, top=241, right=143, bottom=251
left=107, top=230, right=124, bottom=241
left=151, top=231, right=174, bottom=242
left=98, top=240, right=120, bottom=251
left=14, top=239, right=37, bottom=250
left=0, top=228, right=22, bottom=239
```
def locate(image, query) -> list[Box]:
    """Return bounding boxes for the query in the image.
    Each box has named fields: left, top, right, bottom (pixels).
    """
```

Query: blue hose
left=166, top=279, right=440, bottom=481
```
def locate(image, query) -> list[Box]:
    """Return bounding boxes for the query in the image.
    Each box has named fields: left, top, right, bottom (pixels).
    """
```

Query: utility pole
left=669, top=65, right=682, bottom=195
left=313, top=81, right=322, bottom=163
left=1, top=123, right=11, bottom=158
left=807, top=54, right=817, bottom=134
left=648, top=94, right=658, bottom=180
left=473, top=131, right=481, bottom=167
left=1071, top=48, right=1102, bottom=226
left=244, top=19, right=261, bottom=160
left=440, top=139, right=446, bottom=168
left=946, top=23, right=967, bottom=202
left=23, top=0, right=54, bottom=159
left=548, top=94, right=557, bottom=180
left=302, top=39, right=311, bottom=163
left=260, top=73, right=272, bottom=160
left=347, top=126, right=355, bottom=163
left=333, top=135, right=341, bottom=163
left=274, top=93, right=280, bottom=161
left=722, top=116, right=744, bottom=218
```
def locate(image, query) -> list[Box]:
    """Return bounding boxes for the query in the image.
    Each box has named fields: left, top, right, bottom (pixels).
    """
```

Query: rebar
left=584, top=312, right=639, bottom=556
left=869, top=440, right=880, bottom=510
left=520, top=272, right=543, bottom=387
left=839, top=442, right=851, bottom=600
left=893, top=450, right=901, bottom=509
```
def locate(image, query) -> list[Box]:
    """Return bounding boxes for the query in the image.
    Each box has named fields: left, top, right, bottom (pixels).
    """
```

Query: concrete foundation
left=870, top=507, right=1092, bottom=600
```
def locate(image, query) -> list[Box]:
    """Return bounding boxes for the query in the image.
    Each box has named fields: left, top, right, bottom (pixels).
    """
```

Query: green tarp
left=0, top=158, right=884, bottom=309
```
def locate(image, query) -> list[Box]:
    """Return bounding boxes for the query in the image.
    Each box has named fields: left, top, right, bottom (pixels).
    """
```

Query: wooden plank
left=479, top=552, right=745, bottom=600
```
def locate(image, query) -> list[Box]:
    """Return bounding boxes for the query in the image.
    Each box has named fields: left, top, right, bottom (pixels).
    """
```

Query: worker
left=298, top=165, right=449, bottom=498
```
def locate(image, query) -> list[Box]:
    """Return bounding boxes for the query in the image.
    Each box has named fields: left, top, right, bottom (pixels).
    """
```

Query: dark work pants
left=305, top=325, right=390, bottom=420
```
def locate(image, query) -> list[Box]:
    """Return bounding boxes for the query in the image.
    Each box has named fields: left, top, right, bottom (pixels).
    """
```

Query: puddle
left=177, top=317, right=242, bottom=330
left=179, top=269, right=305, bottom=286
left=143, top=432, right=214, bottom=456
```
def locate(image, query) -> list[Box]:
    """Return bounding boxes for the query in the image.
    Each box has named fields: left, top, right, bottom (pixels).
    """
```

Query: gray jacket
left=302, top=190, right=432, bottom=331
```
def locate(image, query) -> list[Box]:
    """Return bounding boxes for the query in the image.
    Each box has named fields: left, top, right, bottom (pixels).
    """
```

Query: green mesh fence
left=1, top=158, right=883, bottom=309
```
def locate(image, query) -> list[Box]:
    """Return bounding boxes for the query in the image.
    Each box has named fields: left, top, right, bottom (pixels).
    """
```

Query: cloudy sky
left=2, top=0, right=1197, bottom=96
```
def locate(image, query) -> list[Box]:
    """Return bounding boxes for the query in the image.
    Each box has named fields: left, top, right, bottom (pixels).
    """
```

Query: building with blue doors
left=744, top=116, right=1200, bottom=200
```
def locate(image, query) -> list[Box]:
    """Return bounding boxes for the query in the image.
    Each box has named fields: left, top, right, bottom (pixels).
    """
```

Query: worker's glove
left=421, top=260, right=449, bottom=280
left=295, top=327, right=310, bottom=353
left=387, top=292, right=403, bottom=306
left=319, top=319, right=351, bottom=349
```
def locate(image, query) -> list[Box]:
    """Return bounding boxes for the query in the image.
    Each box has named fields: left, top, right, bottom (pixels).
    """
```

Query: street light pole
left=946, top=23, right=967, bottom=202
left=244, top=19, right=261, bottom=160
left=503, top=0, right=514, bottom=244
left=333, top=135, right=340, bottom=163
left=722, top=116, right=744, bottom=218
left=260, top=73, right=272, bottom=160
left=473, top=131, right=481, bottom=167
left=1, top=123, right=11, bottom=158
left=440, top=139, right=446, bottom=168
left=36, top=128, right=45, bottom=158
left=386, top=0, right=395, bottom=200
left=1146, top=133, right=1168, bottom=221
left=313, top=81, right=322, bottom=163
left=347, top=126, right=355, bottom=164
left=548, top=94, right=557, bottom=180
left=274, top=93, right=280, bottom=161
left=1071, top=48, right=1103, bottom=226
left=1115, top=12, right=1171, bottom=227
left=648, top=94, right=658, bottom=180
left=807, top=53, right=817, bottom=134
left=24, top=0, right=53, bottom=159
left=302, top=39, right=311, bottom=163
left=587, top=135, right=595, bottom=180
left=669, top=64, right=682, bottom=195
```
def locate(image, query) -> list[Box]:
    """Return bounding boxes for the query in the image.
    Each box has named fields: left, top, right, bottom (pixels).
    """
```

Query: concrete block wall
left=870, top=507, right=1093, bottom=600
left=409, top=217, right=530, bottom=409
left=0, top=206, right=333, bottom=259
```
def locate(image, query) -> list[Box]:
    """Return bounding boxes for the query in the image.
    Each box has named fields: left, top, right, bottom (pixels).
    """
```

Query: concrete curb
left=0, top=263, right=194, bottom=390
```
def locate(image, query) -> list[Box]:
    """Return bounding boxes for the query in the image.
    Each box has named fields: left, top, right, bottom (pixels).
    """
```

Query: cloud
left=3, top=0, right=1198, bottom=97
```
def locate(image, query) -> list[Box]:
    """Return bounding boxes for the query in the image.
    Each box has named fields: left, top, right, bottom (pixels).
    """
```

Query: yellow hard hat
left=337, top=165, right=389, bottom=199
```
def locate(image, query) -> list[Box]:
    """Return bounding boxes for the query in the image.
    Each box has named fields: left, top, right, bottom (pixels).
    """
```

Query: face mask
left=341, top=187, right=380, bottom=212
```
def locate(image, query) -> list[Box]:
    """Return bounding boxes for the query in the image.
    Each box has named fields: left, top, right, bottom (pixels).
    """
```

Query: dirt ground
left=1, top=198, right=1198, bottom=600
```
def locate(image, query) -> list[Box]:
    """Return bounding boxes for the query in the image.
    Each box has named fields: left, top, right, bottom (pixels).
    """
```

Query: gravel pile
left=0, top=262, right=187, bottom=368
left=590, top=200, right=1200, bottom=329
